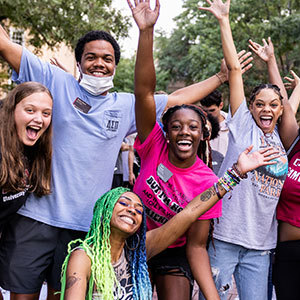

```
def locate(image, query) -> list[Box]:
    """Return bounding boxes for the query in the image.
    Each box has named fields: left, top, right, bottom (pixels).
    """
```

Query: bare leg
left=10, top=292, right=40, bottom=300
left=0, top=290, right=3, bottom=300
left=155, top=270, right=191, bottom=300
left=47, top=286, right=60, bottom=300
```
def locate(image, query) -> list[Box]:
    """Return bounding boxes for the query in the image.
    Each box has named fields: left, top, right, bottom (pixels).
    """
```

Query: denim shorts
left=0, top=214, right=86, bottom=293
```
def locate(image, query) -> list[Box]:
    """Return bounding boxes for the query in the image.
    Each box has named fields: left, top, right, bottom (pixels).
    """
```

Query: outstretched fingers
left=238, top=50, right=253, bottom=74
left=199, top=0, right=230, bottom=19
left=258, top=147, right=280, bottom=163
left=284, top=70, right=300, bottom=90
left=154, top=0, right=160, bottom=14
left=248, top=39, right=260, bottom=54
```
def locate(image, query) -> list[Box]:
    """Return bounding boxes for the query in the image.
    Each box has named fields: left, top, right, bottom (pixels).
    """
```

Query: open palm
left=237, top=146, right=279, bottom=175
left=127, top=0, right=160, bottom=30
left=199, top=0, right=230, bottom=20
left=249, top=38, right=274, bottom=62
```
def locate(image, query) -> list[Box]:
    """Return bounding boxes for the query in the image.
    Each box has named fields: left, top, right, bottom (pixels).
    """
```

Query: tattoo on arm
left=200, top=186, right=216, bottom=202
left=66, top=273, right=81, bottom=290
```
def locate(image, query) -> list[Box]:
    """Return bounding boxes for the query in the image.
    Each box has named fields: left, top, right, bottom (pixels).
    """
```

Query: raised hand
left=199, top=0, right=230, bottom=20
left=236, top=146, right=279, bottom=175
left=249, top=37, right=274, bottom=62
left=284, top=70, right=300, bottom=90
left=127, top=0, right=160, bottom=30
left=219, top=50, right=253, bottom=82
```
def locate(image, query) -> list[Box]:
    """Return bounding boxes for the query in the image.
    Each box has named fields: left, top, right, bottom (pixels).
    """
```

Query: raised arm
left=146, top=146, right=279, bottom=260
left=249, top=37, right=288, bottom=100
left=284, top=71, right=300, bottom=115
left=166, top=50, right=252, bottom=108
left=279, top=71, right=300, bottom=149
left=127, top=0, right=159, bottom=143
left=199, top=0, right=244, bottom=116
left=0, top=24, right=22, bottom=73
left=249, top=37, right=300, bottom=149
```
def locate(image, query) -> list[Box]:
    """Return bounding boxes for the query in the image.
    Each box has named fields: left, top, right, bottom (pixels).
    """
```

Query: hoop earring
left=125, top=234, right=140, bottom=251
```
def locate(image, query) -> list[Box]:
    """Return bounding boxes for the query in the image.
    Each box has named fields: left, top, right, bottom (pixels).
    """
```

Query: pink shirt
left=277, top=136, right=300, bottom=227
left=134, top=123, right=222, bottom=247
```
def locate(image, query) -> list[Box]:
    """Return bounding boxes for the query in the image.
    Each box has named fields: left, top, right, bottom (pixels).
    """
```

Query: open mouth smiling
left=177, top=139, right=193, bottom=151
left=119, top=215, right=136, bottom=225
left=260, top=116, right=273, bottom=127
left=26, top=126, right=41, bottom=140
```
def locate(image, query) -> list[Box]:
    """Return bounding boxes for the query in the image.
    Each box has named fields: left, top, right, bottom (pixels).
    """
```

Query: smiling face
left=14, top=92, right=52, bottom=146
left=249, top=88, right=283, bottom=134
left=110, top=192, right=143, bottom=237
left=80, top=40, right=115, bottom=77
left=166, top=108, right=203, bottom=168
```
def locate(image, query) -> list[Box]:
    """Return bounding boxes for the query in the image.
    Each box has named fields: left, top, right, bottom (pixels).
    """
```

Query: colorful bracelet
left=218, top=163, right=246, bottom=192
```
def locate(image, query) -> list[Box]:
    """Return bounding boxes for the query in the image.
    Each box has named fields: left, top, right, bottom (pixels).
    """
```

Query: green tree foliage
left=0, top=0, right=130, bottom=49
left=113, top=56, right=135, bottom=93
left=155, top=0, right=300, bottom=97
left=0, top=0, right=131, bottom=94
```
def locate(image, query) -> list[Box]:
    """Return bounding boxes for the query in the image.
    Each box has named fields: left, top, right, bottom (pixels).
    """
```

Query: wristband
left=232, top=163, right=248, bottom=179
left=214, top=182, right=222, bottom=200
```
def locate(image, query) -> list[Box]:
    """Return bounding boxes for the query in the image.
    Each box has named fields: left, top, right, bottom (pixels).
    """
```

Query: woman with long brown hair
left=0, top=81, right=53, bottom=229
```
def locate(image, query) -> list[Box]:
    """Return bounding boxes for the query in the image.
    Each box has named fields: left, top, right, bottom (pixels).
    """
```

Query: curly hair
left=162, top=104, right=212, bottom=167
left=75, top=30, right=121, bottom=65
left=249, top=83, right=283, bottom=105
left=60, top=187, right=152, bottom=300
left=0, top=82, right=52, bottom=196
left=200, top=90, right=223, bottom=107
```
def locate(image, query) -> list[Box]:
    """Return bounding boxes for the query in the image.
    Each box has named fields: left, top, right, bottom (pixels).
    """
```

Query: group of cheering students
left=0, top=0, right=300, bottom=300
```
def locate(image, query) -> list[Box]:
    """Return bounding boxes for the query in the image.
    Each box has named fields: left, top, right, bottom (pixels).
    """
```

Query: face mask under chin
left=79, top=72, right=114, bottom=96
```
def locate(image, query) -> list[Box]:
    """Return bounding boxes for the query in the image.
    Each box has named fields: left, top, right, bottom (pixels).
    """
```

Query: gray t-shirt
left=214, top=100, right=288, bottom=250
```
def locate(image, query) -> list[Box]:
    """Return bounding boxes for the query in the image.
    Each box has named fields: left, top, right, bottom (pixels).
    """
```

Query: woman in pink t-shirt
left=129, top=1, right=222, bottom=299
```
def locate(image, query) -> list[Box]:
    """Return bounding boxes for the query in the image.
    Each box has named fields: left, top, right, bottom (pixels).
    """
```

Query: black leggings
left=273, top=240, right=300, bottom=300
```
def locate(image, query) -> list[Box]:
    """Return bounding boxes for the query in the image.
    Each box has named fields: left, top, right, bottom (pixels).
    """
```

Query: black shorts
left=0, top=214, right=86, bottom=294
left=273, top=240, right=300, bottom=300
left=147, top=246, right=194, bottom=286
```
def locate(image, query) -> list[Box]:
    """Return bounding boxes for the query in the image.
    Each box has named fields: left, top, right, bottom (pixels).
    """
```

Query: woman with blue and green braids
left=60, top=144, right=279, bottom=300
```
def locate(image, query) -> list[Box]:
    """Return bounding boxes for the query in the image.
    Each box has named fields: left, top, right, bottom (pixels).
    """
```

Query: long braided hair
left=162, top=104, right=212, bottom=168
left=60, top=187, right=152, bottom=300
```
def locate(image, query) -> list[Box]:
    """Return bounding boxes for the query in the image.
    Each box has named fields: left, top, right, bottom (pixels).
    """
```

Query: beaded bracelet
left=218, top=164, right=246, bottom=192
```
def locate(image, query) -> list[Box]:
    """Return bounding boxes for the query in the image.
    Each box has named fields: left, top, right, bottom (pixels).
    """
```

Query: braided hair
left=162, top=104, right=212, bottom=168
left=249, top=83, right=283, bottom=104
left=60, top=187, right=152, bottom=300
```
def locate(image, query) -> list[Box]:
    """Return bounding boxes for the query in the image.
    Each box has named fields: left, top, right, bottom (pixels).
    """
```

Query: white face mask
left=78, top=69, right=115, bottom=96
